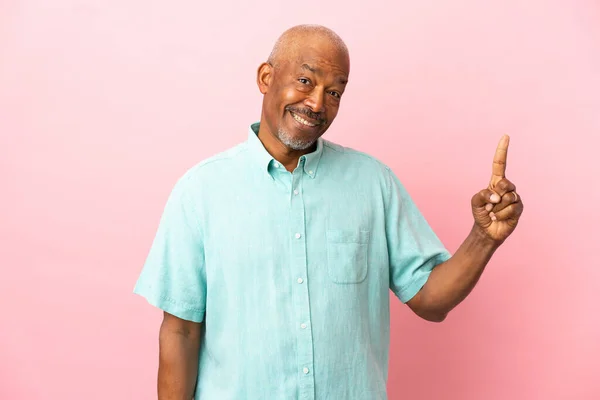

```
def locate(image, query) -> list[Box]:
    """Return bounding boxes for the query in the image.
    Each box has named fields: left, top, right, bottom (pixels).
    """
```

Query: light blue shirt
left=134, top=122, right=451, bottom=399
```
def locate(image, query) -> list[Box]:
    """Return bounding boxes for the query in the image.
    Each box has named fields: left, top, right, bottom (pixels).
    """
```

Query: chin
left=276, top=127, right=318, bottom=151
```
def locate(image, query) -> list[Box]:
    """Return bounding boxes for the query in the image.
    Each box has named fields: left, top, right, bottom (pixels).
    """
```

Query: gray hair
left=267, top=24, right=349, bottom=67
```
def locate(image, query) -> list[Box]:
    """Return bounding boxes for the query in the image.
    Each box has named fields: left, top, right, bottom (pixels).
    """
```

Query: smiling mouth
left=290, top=111, right=321, bottom=127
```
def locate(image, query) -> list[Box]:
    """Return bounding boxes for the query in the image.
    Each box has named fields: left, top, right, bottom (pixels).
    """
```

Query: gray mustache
left=286, top=107, right=325, bottom=124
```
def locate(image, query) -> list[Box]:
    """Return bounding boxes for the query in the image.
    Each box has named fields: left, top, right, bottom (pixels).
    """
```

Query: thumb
left=472, top=188, right=501, bottom=209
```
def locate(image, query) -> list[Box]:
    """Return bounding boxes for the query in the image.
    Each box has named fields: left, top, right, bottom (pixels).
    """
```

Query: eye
left=298, top=78, right=311, bottom=85
left=329, top=91, right=341, bottom=99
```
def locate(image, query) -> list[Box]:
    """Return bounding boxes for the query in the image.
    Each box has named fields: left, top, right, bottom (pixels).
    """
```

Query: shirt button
left=303, top=367, right=309, bottom=374
left=308, top=170, right=313, bottom=175
left=301, top=323, right=307, bottom=329
left=293, top=189, right=299, bottom=195
left=273, top=162, right=280, bottom=168
left=295, top=233, right=301, bottom=239
left=297, top=278, right=303, bottom=284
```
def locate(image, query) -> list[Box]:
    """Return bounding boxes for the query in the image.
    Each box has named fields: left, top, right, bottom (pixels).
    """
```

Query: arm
left=407, top=135, right=524, bottom=322
left=407, top=225, right=498, bottom=322
left=158, top=312, right=203, bottom=400
left=132, top=175, right=208, bottom=398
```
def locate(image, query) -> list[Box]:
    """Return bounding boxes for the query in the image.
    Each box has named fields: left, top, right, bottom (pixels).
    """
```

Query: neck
left=257, top=122, right=317, bottom=172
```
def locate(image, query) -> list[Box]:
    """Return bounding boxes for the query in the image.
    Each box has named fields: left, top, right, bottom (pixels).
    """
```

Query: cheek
left=281, top=86, right=304, bottom=106
left=326, top=102, right=340, bottom=119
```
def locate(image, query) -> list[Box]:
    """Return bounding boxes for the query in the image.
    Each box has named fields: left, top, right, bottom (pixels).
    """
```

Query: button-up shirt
left=134, top=122, right=451, bottom=399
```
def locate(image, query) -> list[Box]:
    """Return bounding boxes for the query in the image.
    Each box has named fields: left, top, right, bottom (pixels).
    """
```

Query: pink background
left=1, top=0, right=599, bottom=399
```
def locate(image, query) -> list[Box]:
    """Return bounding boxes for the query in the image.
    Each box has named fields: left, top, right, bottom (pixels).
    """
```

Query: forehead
left=283, top=41, right=349, bottom=78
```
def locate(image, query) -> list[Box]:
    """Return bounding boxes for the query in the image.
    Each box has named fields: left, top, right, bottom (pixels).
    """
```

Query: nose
left=304, top=88, right=325, bottom=113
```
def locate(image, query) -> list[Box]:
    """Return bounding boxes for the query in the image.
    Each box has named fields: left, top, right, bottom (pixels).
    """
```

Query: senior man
left=134, top=24, right=524, bottom=400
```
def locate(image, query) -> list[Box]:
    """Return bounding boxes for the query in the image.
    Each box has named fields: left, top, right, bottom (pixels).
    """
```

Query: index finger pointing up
left=491, top=135, right=510, bottom=183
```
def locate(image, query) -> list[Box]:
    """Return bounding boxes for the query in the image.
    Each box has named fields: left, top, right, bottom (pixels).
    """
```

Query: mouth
left=289, top=111, right=322, bottom=128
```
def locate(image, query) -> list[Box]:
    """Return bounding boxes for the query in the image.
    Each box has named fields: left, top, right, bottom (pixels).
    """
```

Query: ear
left=256, top=62, right=273, bottom=94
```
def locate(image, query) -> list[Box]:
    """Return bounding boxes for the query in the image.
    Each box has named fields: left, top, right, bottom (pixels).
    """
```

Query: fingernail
left=490, top=212, right=497, bottom=221
left=485, top=203, right=493, bottom=211
left=490, top=194, right=501, bottom=203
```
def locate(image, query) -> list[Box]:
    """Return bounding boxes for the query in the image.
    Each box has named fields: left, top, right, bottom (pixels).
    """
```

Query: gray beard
left=276, top=127, right=316, bottom=151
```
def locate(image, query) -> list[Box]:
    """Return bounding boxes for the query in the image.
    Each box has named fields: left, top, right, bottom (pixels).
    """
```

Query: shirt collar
left=247, top=122, right=324, bottom=179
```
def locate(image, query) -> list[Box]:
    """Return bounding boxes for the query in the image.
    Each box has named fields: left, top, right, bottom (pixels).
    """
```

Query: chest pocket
left=326, top=230, right=370, bottom=284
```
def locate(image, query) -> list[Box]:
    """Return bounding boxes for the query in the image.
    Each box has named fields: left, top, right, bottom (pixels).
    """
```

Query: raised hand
left=471, top=135, right=524, bottom=243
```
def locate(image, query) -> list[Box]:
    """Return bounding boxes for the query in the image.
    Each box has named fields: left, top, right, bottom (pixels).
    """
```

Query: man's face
left=260, top=41, right=350, bottom=151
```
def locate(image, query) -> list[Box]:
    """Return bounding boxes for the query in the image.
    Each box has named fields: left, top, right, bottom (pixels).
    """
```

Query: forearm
left=158, top=324, right=201, bottom=400
left=416, top=224, right=500, bottom=320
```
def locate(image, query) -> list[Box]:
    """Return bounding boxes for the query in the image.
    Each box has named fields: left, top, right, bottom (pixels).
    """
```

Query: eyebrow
left=301, top=63, right=348, bottom=85
left=301, top=63, right=317, bottom=73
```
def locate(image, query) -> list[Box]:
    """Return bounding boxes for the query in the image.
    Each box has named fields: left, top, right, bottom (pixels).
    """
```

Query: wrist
left=470, top=224, right=502, bottom=251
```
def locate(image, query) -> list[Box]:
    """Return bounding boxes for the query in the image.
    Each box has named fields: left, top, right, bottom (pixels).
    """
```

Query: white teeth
left=291, top=112, right=317, bottom=127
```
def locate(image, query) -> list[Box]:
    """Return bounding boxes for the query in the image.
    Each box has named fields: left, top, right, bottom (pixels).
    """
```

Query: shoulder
left=322, top=139, right=394, bottom=177
left=321, top=139, right=411, bottom=201
left=177, top=140, right=249, bottom=185
left=162, top=140, right=250, bottom=201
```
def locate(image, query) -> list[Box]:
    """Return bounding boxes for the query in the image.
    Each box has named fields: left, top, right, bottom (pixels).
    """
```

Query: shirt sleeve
left=384, top=168, right=451, bottom=303
left=133, top=175, right=206, bottom=323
